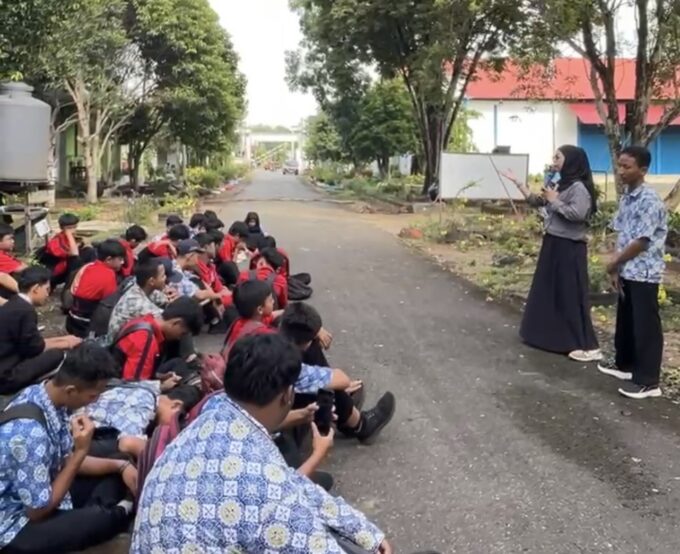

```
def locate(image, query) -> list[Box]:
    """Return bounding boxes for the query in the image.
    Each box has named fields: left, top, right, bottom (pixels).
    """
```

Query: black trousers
left=615, top=279, right=663, bottom=387
left=0, top=350, right=65, bottom=395
left=1, top=475, right=128, bottom=554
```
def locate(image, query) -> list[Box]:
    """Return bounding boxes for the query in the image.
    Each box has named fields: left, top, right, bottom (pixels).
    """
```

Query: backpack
left=248, top=270, right=279, bottom=308
left=136, top=391, right=219, bottom=500
left=220, top=319, right=266, bottom=362
left=88, top=277, right=135, bottom=338
left=34, top=246, right=60, bottom=269
left=288, top=274, right=313, bottom=301
left=111, top=321, right=156, bottom=381
left=198, top=353, right=227, bottom=395
left=0, top=402, right=47, bottom=428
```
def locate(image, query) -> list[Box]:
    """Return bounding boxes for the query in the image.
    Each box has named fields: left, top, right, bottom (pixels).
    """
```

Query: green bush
left=216, top=160, right=249, bottom=181
left=71, top=205, right=102, bottom=222
left=185, top=167, right=223, bottom=191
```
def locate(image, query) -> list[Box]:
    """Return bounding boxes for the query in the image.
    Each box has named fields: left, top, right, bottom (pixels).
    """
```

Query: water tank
left=0, top=82, right=50, bottom=184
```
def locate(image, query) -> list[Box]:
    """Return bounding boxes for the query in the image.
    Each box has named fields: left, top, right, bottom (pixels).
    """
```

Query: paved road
left=205, top=173, right=680, bottom=554
left=234, top=169, right=322, bottom=201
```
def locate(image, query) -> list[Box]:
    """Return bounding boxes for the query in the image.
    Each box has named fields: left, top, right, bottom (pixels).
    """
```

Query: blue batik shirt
left=131, top=393, right=385, bottom=553
left=612, top=184, right=668, bottom=283
left=0, top=384, right=73, bottom=548
left=84, top=381, right=160, bottom=438
left=171, top=260, right=199, bottom=298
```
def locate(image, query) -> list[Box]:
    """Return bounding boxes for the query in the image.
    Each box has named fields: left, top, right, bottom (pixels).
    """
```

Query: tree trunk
left=47, top=125, right=58, bottom=188
left=664, top=178, right=680, bottom=211
left=377, top=156, right=389, bottom=179
left=131, top=150, right=143, bottom=190
left=422, top=109, right=444, bottom=195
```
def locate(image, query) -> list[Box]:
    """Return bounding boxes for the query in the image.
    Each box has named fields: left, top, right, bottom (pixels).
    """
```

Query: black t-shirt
left=0, top=295, right=45, bottom=374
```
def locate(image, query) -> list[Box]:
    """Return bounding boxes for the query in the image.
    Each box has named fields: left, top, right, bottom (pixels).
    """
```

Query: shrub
left=185, top=167, right=223, bottom=191
left=71, top=205, right=102, bottom=222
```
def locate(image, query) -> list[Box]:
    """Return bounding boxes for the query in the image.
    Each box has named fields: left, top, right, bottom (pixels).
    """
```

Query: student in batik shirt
left=131, top=334, right=393, bottom=554
left=599, top=146, right=668, bottom=399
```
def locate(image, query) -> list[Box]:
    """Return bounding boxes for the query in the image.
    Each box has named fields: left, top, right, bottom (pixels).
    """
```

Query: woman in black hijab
left=502, top=145, right=600, bottom=362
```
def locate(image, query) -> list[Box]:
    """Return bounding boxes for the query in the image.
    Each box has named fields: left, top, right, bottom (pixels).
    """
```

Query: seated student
left=0, top=223, right=27, bottom=278
left=195, top=232, right=233, bottom=304
left=111, top=297, right=203, bottom=408
left=217, top=220, right=249, bottom=265
left=170, top=239, right=223, bottom=305
left=203, top=209, right=218, bottom=220
left=43, top=213, right=94, bottom=289
left=245, top=210, right=266, bottom=236
left=151, top=214, right=183, bottom=242
left=66, top=239, right=126, bottom=337
left=106, top=258, right=170, bottom=343
left=131, top=334, right=395, bottom=554
left=0, top=267, right=82, bottom=395
left=0, top=343, right=137, bottom=554
left=139, top=223, right=190, bottom=263
left=0, top=272, right=18, bottom=305
left=118, top=224, right=148, bottom=278
left=188, top=213, right=207, bottom=237
left=238, top=246, right=288, bottom=308
left=281, top=302, right=396, bottom=443
left=85, top=380, right=183, bottom=460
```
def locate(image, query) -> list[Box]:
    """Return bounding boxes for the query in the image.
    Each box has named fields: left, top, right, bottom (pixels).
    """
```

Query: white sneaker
left=597, top=360, right=633, bottom=381
left=618, top=383, right=662, bottom=399
left=569, top=349, right=604, bottom=362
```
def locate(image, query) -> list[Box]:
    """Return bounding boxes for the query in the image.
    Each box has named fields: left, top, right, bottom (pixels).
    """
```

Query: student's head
left=52, top=343, right=119, bottom=410
left=160, top=296, right=203, bottom=341
left=165, top=214, right=183, bottom=231
left=224, top=334, right=302, bottom=431
left=618, top=145, right=651, bottom=187
left=233, top=280, right=275, bottom=319
left=256, top=247, right=284, bottom=272
left=96, top=239, right=126, bottom=271
left=205, top=218, right=225, bottom=233
left=18, top=266, right=52, bottom=305
left=0, top=224, right=15, bottom=252
left=195, top=232, right=217, bottom=259
left=260, top=235, right=277, bottom=249
left=124, top=224, right=148, bottom=248
left=228, top=221, right=250, bottom=243
left=135, top=258, right=167, bottom=291
left=245, top=211, right=261, bottom=230
left=280, top=302, right=322, bottom=351
left=209, top=229, right=225, bottom=247
left=58, top=213, right=79, bottom=231
left=189, top=213, right=207, bottom=232
left=219, top=260, right=240, bottom=288
left=167, top=224, right=190, bottom=245
left=176, top=239, right=205, bottom=270
left=204, top=209, right=218, bottom=220
left=156, top=394, right=183, bottom=425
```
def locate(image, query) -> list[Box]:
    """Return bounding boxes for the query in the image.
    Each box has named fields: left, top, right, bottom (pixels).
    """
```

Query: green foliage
left=446, top=108, right=479, bottom=153
left=71, top=205, right=103, bottom=222
left=185, top=167, right=223, bottom=191
left=123, top=196, right=158, bottom=225
left=305, top=113, right=346, bottom=163
left=160, top=193, right=197, bottom=216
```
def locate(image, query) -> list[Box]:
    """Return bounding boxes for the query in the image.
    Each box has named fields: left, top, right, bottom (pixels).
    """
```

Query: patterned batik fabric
left=107, top=283, right=164, bottom=344
left=612, top=184, right=668, bottom=283
left=131, top=393, right=385, bottom=553
left=0, top=384, right=73, bottom=547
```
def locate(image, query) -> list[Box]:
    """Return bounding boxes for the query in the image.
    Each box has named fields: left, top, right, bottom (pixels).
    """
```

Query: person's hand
left=317, top=327, right=333, bottom=350
left=294, top=403, right=318, bottom=425
left=542, top=187, right=559, bottom=203
left=500, top=169, right=520, bottom=185
left=609, top=271, right=621, bottom=293
left=159, top=373, right=182, bottom=392
left=164, top=286, right=180, bottom=303
left=311, top=422, right=334, bottom=455
left=120, top=463, right=138, bottom=497
left=378, top=539, right=394, bottom=554
left=64, top=335, right=83, bottom=349
left=605, top=256, right=619, bottom=275
left=71, top=415, right=95, bottom=453
left=346, top=380, right=363, bottom=394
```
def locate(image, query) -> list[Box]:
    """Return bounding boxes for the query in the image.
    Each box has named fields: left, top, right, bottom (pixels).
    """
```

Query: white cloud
left=209, top=0, right=318, bottom=127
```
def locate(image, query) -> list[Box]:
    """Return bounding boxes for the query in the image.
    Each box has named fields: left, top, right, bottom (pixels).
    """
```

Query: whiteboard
left=439, top=152, right=529, bottom=200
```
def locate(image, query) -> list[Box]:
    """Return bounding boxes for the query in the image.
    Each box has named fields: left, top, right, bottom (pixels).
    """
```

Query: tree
left=522, top=0, right=680, bottom=197
left=446, top=108, right=479, bottom=153
left=350, top=80, right=417, bottom=177
left=304, top=113, right=345, bottom=164
left=289, top=0, right=525, bottom=193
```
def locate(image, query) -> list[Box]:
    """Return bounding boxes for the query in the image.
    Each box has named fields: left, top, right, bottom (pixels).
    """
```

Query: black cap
left=177, top=239, right=205, bottom=256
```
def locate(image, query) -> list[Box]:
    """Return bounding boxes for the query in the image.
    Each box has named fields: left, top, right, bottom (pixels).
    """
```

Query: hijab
left=557, top=145, right=598, bottom=215
left=245, top=211, right=262, bottom=235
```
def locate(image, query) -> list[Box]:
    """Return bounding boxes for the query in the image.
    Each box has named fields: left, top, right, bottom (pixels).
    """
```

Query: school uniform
left=0, top=384, right=128, bottom=554
left=237, top=265, right=289, bottom=308
left=0, top=251, right=23, bottom=275
left=118, top=239, right=136, bottom=278
left=612, top=184, right=668, bottom=386
left=66, top=261, right=119, bottom=337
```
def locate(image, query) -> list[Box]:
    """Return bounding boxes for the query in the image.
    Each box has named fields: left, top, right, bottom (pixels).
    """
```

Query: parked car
left=282, top=160, right=300, bottom=175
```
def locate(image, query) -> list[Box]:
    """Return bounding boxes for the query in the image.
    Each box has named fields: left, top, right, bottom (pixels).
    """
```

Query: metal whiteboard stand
left=488, top=156, right=519, bottom=216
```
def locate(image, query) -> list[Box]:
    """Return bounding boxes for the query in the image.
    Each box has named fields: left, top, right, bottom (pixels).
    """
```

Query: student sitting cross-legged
left=0, top=267, right=82, bottom=395
left=131, top=334, right=396, bottom=554
left=0, top=343, right=137, bottom=554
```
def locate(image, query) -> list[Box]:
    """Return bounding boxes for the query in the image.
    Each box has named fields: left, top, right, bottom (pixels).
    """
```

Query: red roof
left=466, top=58, right=677, bottom=102
left=568, top=103, right=625, bottom=124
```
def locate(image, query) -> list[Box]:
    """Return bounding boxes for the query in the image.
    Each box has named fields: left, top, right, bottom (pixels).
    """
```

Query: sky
left=209, top=0, right=318, bottom=128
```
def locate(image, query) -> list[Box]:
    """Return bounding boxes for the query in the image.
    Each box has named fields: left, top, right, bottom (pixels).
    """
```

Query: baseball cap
left=156, top=257, right=183, bottom=284
left=177, top=239, right=205, bottom=256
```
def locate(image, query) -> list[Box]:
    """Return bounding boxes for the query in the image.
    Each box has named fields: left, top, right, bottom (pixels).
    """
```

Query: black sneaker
left=355, top=392, right=396, bottom=444
left=597, top=357, right=633, bottom=381
left=618, top=382, right=662, bottom=399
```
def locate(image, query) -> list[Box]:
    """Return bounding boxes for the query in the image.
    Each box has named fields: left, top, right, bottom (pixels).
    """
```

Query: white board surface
left=439, top=153, right=529, bottom=200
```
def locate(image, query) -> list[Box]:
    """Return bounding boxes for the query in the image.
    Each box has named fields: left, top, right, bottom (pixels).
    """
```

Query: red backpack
left=198, top=353, right=227, bottom=395
left=219, top=319, right=267, bottom=362
left=136, top=391, right=220, bottom=500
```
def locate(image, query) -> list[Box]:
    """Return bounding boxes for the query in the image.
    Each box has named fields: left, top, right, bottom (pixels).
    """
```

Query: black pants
left=0, top=350, right=65, bottom=395
left=1, top=475, right=128, bottom=554
left=49, top=249, right=95, bottom=290
left=615, top=279, right=663, bottom=387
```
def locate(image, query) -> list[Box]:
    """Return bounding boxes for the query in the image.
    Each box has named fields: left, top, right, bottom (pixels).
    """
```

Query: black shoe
left=355, top=392, right=396, bottom=444
left=597, top=357, right=633, bottom=381
left=618, top=382, right=662, bottom=399
left=310, top=470, right=334, bottom=491
left=208, top=319, right=229, bottom=335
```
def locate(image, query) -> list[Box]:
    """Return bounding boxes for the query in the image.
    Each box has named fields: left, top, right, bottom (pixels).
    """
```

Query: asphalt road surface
left=201, top=171, right=680, bottom=554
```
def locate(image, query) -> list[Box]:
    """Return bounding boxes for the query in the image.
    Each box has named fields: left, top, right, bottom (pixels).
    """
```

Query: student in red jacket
left=139, top=224, right=190, bottom=262
left=43, top=213, right=96, bottom=289
left=217, top=221, right=249, bottom=264
left=119, top=225, right=148, bottom=278
left=66, top=239, right=126, bottom=337
left=238, top=247, right=288, bottom=308
left=112, top=297, right=203, bottom=408
left=0, top=223, right=27, bottom=276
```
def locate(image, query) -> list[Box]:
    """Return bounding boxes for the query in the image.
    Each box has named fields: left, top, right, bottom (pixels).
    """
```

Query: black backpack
left=288, top=274, right=313, bottom=301
left=88, top=277, right=135, bottom=338
left=0, top=402, right=47, bottom=428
